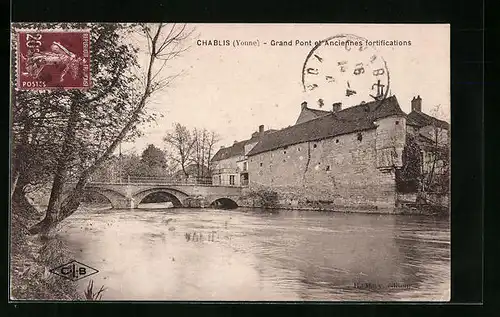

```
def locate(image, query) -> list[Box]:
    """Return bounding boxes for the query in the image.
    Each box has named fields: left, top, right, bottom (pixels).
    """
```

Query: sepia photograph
left=10, top=23, right=450, bottom=301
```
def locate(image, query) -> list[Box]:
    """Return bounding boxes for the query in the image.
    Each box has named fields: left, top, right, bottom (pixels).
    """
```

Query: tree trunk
left=30, top=102, right=80, bottom=235
left=427, top=154, right=437, bottom=191
left=29, top=24, right=163, bottom=234
left=182, top=161, right=189, bottom=179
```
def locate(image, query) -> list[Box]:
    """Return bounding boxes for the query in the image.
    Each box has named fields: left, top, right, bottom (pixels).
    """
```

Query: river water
left=57, top=205, right=450, bottom=301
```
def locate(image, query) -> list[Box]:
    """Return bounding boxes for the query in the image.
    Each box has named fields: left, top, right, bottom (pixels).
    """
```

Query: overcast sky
left=122, top=24, right=450, bottom=154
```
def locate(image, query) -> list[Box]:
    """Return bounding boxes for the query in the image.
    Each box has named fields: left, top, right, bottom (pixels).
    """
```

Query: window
left=357, top=133, right=363, bottom=141
left=243, top=162, right=248, bottom=171
left=326, top=165, right=331, bottom=171
left=284, top=150, right=286, bottom=154
left=260, top=162, right=263, bottom=167
left=313, top=144, right=317, bottom=148
left=298, top=147, right=301, bottom=152
left=336, top=139, right=339, bottom=143
left=229, top=175, right=235, bottom=185
left=395, top=121, right=400, bottom=125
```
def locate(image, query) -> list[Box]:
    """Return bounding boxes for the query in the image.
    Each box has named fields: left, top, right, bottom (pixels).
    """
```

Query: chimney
left=411, top=95, right=422, bottom=112
left=259, top=125, right=264, bottom=134
left=233, top=140, right=238, bottom=144
left=220, top=145, right=225, bottom=149
left=301, top=101, right=307, bottom=110
left=332, top=102, right=342, bottom=113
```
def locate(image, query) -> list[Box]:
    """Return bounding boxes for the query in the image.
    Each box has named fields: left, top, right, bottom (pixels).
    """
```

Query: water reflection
left=57, top=207, right=450, bottom=301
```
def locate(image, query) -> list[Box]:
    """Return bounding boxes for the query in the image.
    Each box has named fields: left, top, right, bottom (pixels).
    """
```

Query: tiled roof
left=295, top=106, right=330, bottom=124
left=306, top=107, right=330, bottom=117
left=247, top=96, right=406, bottom=156
left=211, top=130, right=276, bottom=161
left=416, top=133, right=448, bottom=151
left=407, top=111, right=449, bottom=129
left=211, top=140, right=247, bottom=161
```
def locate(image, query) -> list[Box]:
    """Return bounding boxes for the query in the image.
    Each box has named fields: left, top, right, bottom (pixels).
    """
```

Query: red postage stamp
left=16, top=30, right=91, bottom=90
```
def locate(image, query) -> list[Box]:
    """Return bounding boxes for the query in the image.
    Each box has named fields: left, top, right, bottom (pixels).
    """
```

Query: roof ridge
left=413, top=110, right=449, bottom=124
left=304, top=105, right=329, bottom=111
left=307, top=107, right=330, bottom=113
left=296, top=95, right=403, bottom=126
left=247, top=96, right=406, bottom=157
left=279, top=111, right=337, bottom=130
left=340, top=95, right=399, bottom=112
left=304, top=96, right=398, bottom=114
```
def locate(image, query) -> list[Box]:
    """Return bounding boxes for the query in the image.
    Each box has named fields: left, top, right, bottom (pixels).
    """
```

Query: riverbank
left=240, top=203, right=449, bottom=216
left=10, top=197, right=82, bottom=300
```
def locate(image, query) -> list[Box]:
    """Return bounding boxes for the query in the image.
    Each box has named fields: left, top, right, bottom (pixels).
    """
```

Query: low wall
left=238, top=185, right=400, bottom=214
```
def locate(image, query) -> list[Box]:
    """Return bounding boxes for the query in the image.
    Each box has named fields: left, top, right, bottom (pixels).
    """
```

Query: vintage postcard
left=10, top=23, right=450, bottom=301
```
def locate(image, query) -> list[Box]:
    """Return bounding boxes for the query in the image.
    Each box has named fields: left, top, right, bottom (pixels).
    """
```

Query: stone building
left=211, top=125, right=276, bottom=186
left=294, top=96, right=450, bottom=181
left=211, top=95, right=449, bottom=212
left=406, top=95, right=450, bottom=177
left=245, top=96, right=408, bottom=212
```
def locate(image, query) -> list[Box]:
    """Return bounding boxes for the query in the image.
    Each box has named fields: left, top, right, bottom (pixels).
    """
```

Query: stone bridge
left=69, top=182, right=244, bottom=209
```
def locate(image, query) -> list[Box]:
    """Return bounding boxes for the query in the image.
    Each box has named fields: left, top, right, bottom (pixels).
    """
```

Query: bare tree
left=205, top=130, right=220, bottom=175
left=193, top=128, right=203, bottom=177
left=163, top=123, right=196, bottom=179
left=164, top=125, right=219, bottom=180
left=191, top=128, right=220, bottom=178
left=422, top=104, right=450, bottom=193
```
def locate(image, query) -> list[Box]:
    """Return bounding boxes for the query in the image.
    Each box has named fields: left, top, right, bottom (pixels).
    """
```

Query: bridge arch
left=80, top=190, right=113, bottom=208
left=62, top=187, right=129, bottom=209
left=133, top=187, right=189, bottom=208
left=209, top=197, right=239, bottom=209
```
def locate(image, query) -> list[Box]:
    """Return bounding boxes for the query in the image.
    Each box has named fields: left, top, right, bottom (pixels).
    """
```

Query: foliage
left=11, top=196, right=81, bottom=300
left=396, top=116, right=450, bottom=194
left=10, top=23, right=194, bottom=234
left=141, top=144, right=167, bottom=169
left=396, top=133, right=422, bottom=193
left=425, top=148, right=450, bottom=193
left=12, top=23, right=145, bottom=191
left=92, top=144, right=177, bottom=181
left=424, top=104, right=450, bottom=193
left=84, top=280, right=106, bottom=300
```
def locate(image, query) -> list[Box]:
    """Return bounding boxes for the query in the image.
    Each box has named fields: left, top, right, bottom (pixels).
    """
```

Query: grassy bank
left=10, top=196, right=82, bottom=300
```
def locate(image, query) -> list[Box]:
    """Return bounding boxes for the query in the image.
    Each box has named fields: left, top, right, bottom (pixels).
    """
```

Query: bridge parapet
left=78, top=180, right=243, bottom=209
left=90, top=175, right=214, bottom=186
